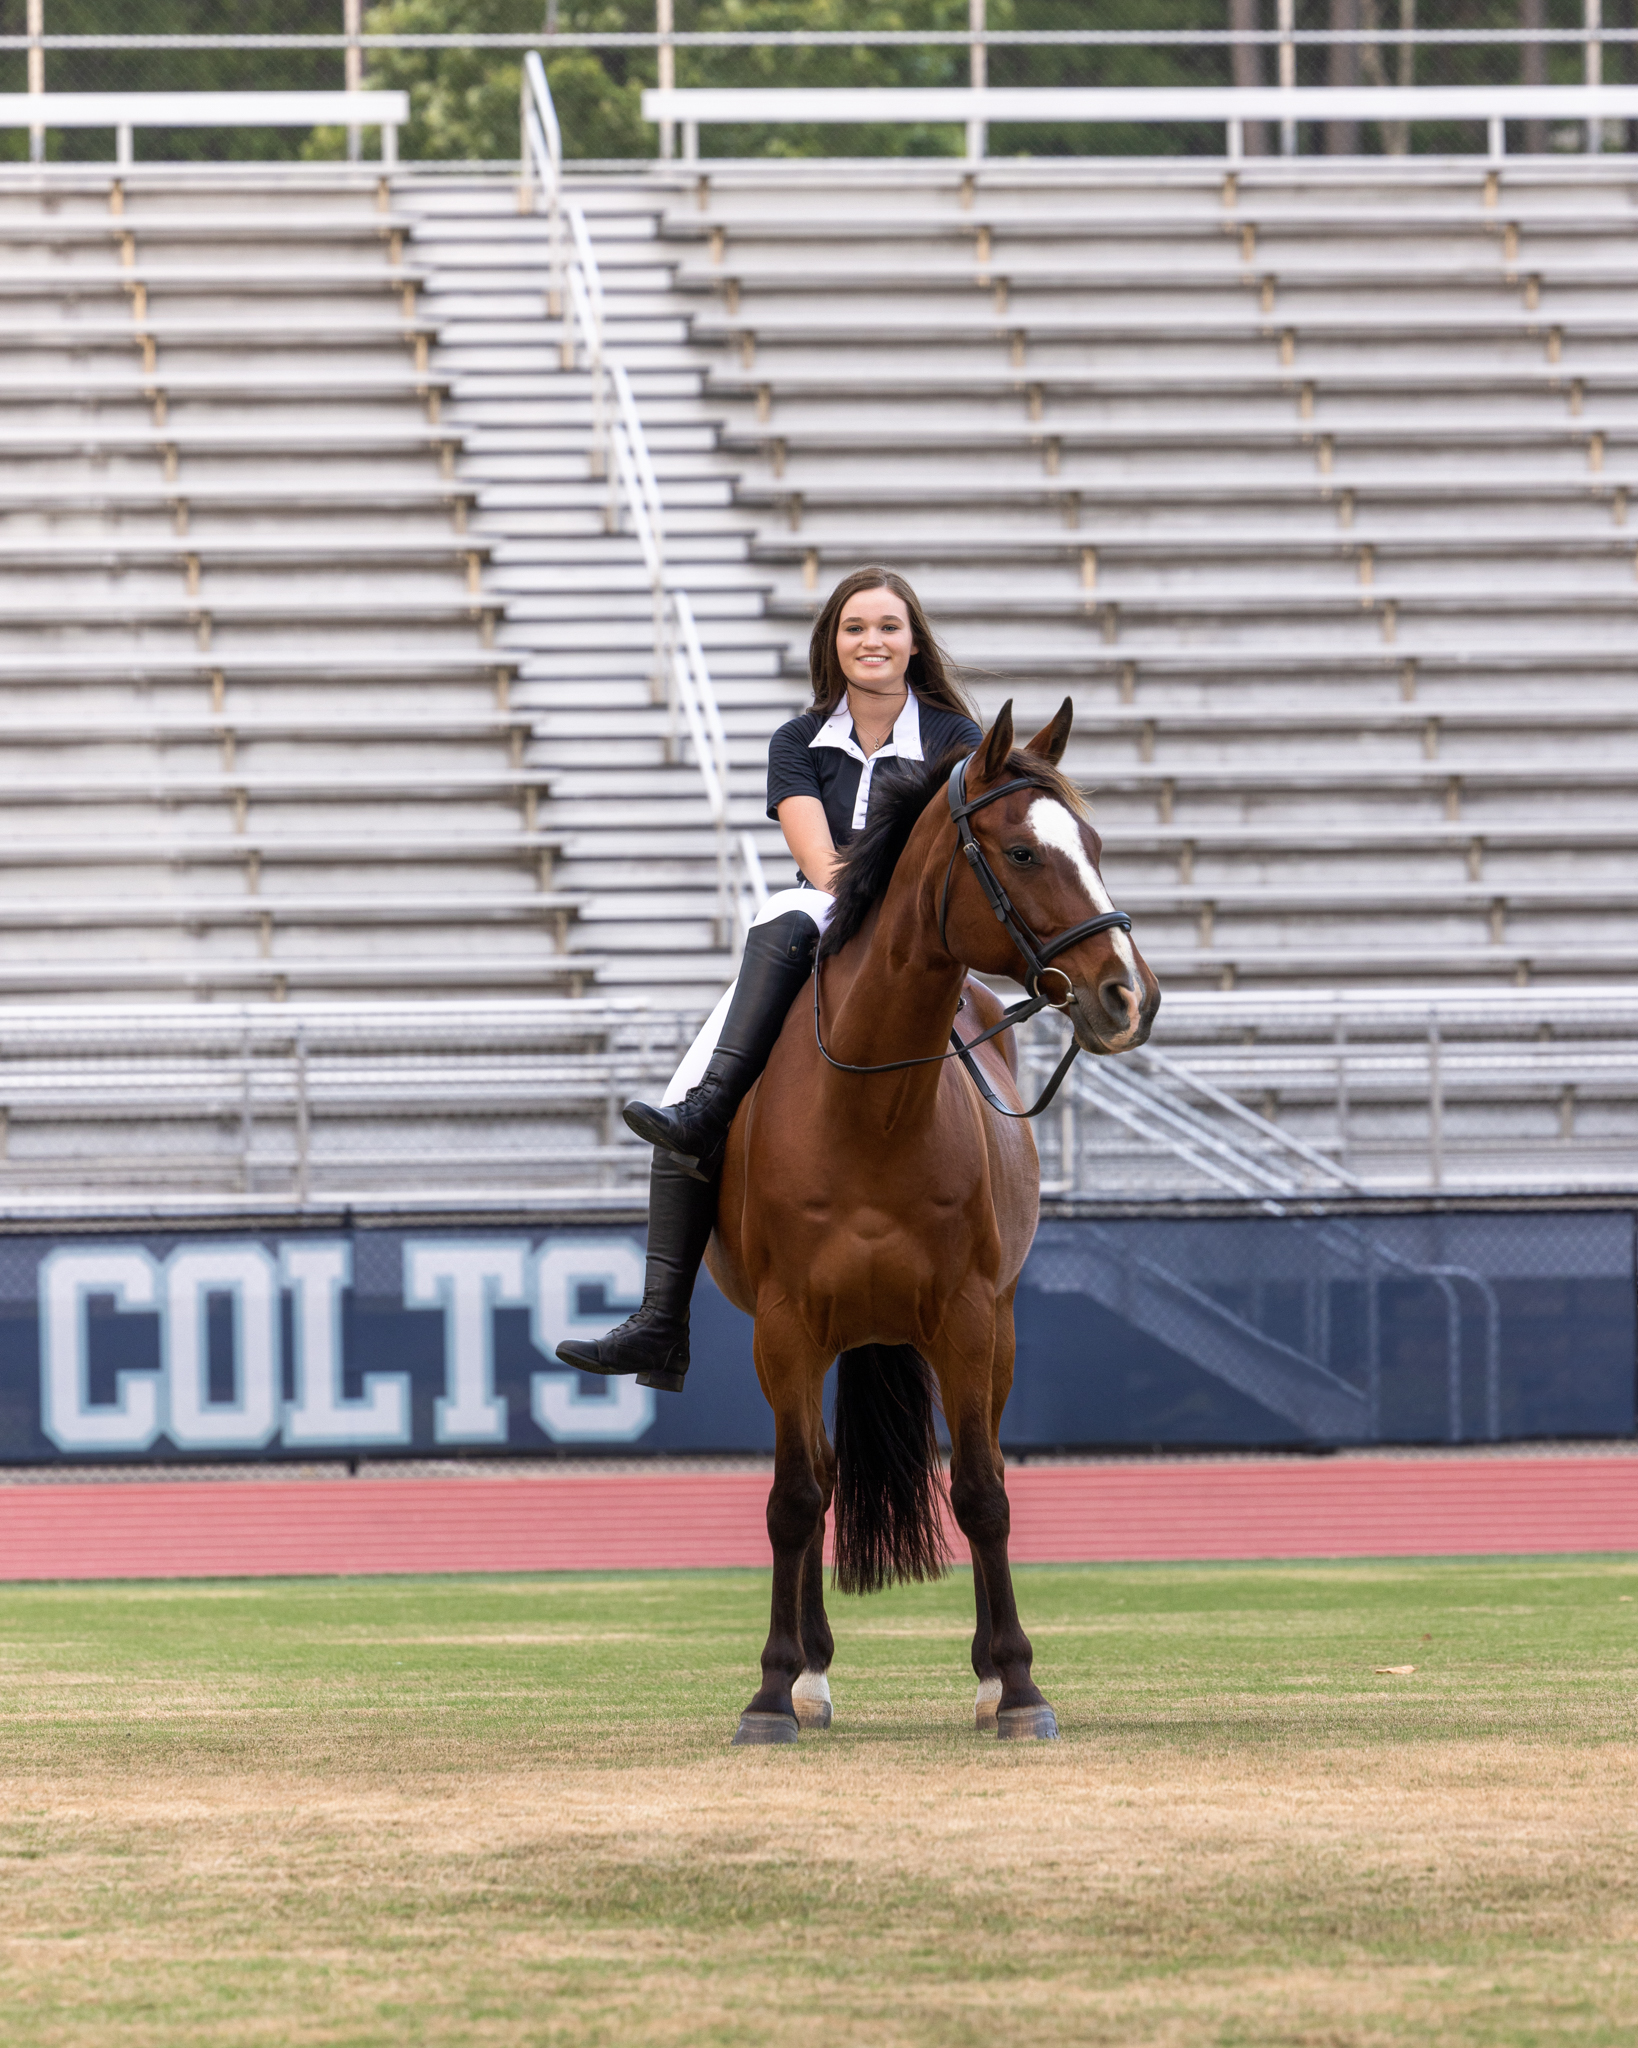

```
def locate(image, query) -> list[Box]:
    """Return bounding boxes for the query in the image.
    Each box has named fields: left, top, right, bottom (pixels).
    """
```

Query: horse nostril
left=1099, top=976, right=1136, bottom=1027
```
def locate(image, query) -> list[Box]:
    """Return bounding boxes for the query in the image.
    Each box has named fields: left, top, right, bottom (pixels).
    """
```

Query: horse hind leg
left=792, top=1429, right=837, bottom=1730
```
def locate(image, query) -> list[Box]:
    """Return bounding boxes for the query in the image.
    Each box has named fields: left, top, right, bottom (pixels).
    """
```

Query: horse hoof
left=996, top=1704, right=1059, bottom=1742
left=733, top=1711, right=799, bottom=1746
left=792, top=1671, right=833, bottom=1729
left=974, top=1677, right=1002, bottom=1730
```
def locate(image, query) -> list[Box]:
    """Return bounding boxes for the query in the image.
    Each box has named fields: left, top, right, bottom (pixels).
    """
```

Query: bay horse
left=708, top=698, right=1161, bottom=1743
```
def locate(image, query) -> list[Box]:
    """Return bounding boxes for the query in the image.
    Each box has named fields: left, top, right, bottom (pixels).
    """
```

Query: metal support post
left=1326, top=0, right=1361, bottom=154
left=968, top=0, right=987, bottom=162
left=657, top=0, right=676, bottom=161
left=239, top=1020, right=255, bottom=1195
left=1334, top=1013, right=1349, bottom=1171
left=1230, top=0, right=1267, bottom=157
left=1522, top=0, right=1547, bottom=154
left=344, top=0, right=363, bottom=162
left=27, top=0, right=43, bottom=165
left=1277, top=0, right=1297, bottom=155
left=1059, top=1090, right=1077, bottom=1193
left=1586, top=0, right=1603, bottom=152
left=294, top=1026, right=310, bottom=1204
left=1364, top=1240, right=1381, bottom=1442
left=1427, top=1006, right=1443, bottom=1190
left=1442, top=1277, right=1462, bottom=1441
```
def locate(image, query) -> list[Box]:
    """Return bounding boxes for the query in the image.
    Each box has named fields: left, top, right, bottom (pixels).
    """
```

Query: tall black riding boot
left=622, top=907, right=819, bottom=1180
left=553, top=1149, right=716, bottom=1393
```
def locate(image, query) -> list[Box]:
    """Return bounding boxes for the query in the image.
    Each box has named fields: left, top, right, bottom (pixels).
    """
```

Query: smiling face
left=835, top=586, right=917, bottom=696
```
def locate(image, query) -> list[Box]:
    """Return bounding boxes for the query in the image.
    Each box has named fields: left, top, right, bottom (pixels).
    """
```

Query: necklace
left=848, top=684, right=908, bottom=756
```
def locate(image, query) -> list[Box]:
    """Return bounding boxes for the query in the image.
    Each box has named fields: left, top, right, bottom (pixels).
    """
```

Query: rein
left=812, top=752, right=1134, bottom=1120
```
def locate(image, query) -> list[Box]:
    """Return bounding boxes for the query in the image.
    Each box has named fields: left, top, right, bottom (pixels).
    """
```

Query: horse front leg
left=938, top=1291, right=1057, bottom=1743
left=735, top=1319, right=830, bottom=1746
left=791, top=1425, right=837, bottom=1729
left=970, top=1544, right=1002, bottom=1730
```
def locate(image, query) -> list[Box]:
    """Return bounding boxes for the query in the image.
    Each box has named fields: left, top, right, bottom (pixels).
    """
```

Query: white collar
left=809, top=692, right=924, bottom=766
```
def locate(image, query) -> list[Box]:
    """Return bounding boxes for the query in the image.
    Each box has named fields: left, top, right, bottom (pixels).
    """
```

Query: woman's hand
left=777, top=796, right=841, bottom=894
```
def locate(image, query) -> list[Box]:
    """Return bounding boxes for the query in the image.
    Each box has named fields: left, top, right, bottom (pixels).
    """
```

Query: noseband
left=813, top=752, right=1135, bottom=1120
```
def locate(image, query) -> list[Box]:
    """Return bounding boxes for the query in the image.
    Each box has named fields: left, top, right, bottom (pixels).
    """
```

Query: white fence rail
left=0, top=89, right=407, bottom=167
left=522, top=50, right=765, bottom=951
left=1022, top=987, right=1638, bottom=1202
left=4, top=26, right=1638, bottom=166
left=0, top=989, right=1629, bottom=1209
left=642, top=82, right=1638, bottom=164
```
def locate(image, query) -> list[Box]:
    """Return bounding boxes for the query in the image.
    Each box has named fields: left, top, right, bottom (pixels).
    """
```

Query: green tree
left=338, top=0, right=654, bottom=161
left=0, top=0, right=340, bottom=161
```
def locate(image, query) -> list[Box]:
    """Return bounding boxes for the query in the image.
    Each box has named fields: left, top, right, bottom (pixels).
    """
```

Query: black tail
left=832, top=1345, right=950, bottom=1596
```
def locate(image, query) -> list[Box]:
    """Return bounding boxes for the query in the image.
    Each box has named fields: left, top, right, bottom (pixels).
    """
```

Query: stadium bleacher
left=0, top=163, right=584, bottom=1006
left=649, top=156, right=1638, bottom=999
left=2, top=136, right=1636, bottom=1202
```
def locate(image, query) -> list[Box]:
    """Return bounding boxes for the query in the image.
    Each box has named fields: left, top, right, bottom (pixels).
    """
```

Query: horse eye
left=1005, top=846, right=1035, bottom=867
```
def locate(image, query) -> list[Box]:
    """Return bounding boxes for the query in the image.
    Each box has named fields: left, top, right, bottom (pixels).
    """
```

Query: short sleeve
left=766, top=717, right=823, bottom=820
left=922, top=705, right=982, bottom=763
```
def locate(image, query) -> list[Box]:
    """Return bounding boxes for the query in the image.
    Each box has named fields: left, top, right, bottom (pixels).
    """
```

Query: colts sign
left=36, top=1234, right=657, bottom=1457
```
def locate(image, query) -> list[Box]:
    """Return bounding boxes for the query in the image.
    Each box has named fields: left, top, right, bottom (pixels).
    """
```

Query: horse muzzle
left=1068, top=964, right=1158, bottom=1055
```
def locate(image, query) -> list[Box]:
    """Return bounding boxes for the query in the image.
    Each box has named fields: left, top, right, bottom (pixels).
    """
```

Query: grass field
left=1, top=1557, right=1636, bottom=2046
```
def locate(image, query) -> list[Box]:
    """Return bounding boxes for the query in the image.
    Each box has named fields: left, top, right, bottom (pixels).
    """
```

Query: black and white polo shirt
left=765, top=694, right=982, bottom=865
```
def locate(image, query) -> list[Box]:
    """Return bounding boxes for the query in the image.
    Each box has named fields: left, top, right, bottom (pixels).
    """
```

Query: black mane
left=818, top=745, right=1085, bottom=959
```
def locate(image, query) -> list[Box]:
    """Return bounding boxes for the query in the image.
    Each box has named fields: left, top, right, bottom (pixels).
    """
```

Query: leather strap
left=812, top=751, right=1136, bottom=1121
left=938, top=754, right=1131, bottom=1001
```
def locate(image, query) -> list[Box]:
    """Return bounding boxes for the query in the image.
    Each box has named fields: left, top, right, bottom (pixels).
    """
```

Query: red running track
left=0, top=1456, right=1634, bottom=1580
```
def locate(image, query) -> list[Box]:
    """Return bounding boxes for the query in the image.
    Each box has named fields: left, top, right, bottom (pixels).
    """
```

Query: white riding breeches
left=660, top=886, right=835, bottom=1105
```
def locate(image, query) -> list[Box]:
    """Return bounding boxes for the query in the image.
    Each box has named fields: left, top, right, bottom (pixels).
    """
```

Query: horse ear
left=977, top=700, right=1014, bottom=782
left=1025, top=697, right=1073, bottom=766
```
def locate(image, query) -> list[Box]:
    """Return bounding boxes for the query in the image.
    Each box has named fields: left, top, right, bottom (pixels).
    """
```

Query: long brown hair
left=807, top=566, right=976, bottom=722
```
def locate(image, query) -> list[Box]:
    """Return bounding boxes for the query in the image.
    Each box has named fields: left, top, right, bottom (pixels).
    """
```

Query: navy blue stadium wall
left=0, top=1208, right=1630, bottom=1462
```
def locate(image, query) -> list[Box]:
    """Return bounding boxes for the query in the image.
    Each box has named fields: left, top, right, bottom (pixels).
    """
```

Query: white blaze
left=1024, top=796, right=1137, bottom=978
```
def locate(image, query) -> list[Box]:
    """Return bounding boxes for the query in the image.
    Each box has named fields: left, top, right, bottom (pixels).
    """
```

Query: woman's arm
left=777, top=796, right=841, bottom=894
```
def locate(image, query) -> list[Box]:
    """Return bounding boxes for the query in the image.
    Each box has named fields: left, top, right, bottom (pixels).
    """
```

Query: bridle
left=813, top=752, right=1135, bottom=1119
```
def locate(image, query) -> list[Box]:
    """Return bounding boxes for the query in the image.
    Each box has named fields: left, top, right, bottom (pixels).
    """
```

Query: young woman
left=556, top=565, right=982, bottom=1394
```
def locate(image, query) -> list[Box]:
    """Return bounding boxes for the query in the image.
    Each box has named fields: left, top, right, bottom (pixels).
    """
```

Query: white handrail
left=529, top=62, right=757, bottom=953
left=519, top=51, right=563, bottom=313
left=673, top=589, right=732, bottom=811
left=611, top=362, right=665, bottom=554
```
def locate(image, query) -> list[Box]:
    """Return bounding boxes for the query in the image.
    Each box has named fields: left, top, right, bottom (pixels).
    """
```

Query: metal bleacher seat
left=641, top=153, right=1638, bottom=1004
left=0, top=159, right=584, bottom=1008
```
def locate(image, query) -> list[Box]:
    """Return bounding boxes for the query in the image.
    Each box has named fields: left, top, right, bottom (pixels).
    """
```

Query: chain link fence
left=0, top=1000, right=707, bottom=1206
left=2, top=3, right=1635, bottom=162
left=0, top=991, right=1630, bottom=1207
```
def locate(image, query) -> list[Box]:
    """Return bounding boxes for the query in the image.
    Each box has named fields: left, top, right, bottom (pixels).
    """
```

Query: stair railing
left=1026, top=1015, right=1501, bottom=1439
left=519, top=51, right=564, bottom=315
left=522, top=50, right=762, bottom=951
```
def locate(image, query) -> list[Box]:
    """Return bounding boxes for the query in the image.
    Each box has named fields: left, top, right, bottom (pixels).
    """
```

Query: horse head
left=937, top=698, right=1161, bottom=1056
